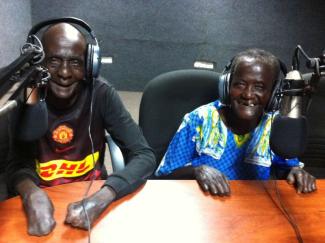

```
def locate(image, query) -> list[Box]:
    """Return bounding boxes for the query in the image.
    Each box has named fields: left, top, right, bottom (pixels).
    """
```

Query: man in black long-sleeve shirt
left=7, top=21, right=156, bottom=236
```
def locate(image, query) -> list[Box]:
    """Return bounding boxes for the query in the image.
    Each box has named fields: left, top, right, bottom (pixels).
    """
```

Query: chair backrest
left=105, top=133, right=125, bottom=172
left=299, top=73, right=325, bottom=174
left=139, top=69, right=220, bottom=163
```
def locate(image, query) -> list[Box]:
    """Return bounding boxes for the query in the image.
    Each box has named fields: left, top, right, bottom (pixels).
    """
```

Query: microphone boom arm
left=0, top=41, right=49, bottom=117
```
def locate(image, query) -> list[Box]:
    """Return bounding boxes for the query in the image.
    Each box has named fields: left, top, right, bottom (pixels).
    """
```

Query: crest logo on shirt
left=52, top=125, right=74, bottom=144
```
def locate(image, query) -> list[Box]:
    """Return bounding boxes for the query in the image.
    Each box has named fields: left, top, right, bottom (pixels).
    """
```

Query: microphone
left=17, top=70, right=50, bottom=142
left=0, top=35, right=49, bottom=141
left=270, top=70, right=308, bottom=158
left=17, top=99, right=48, bottom=141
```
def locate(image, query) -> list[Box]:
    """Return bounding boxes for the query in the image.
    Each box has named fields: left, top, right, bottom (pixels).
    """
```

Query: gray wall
left=0, top=0, right=32, bottom=67
left=30, top=0, right=325, bottom=91
left=0, top=1, right=32, bottom=175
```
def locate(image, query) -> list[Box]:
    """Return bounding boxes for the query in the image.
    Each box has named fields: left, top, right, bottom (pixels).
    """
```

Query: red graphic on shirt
left=52, top=125, right=74, bottom=144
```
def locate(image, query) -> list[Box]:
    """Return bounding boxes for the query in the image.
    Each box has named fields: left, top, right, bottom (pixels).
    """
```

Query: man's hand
left=16, top=179, right=56, bottom=236
left=287, top=167, right=317, bottom=193
left=65, top=186, right=116, bottom=229
left=194, top=165, right=231, bottom=196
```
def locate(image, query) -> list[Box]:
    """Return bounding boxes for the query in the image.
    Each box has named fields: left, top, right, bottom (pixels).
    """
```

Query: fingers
left=207, top=179, right=230, bottom=196
left=295, top=170, right=304, bottom=193
left=65, top=202, right=88, bottom=229
left=312, top=179, right=317, bottom=191
left=302, top=172, right=316, bottom=193
left=209, top=183, right=218, bottom=195
left=28, top=216, right=56, bottom=236
left=213, top=181, right=226, bottom=196
left=222, top=174, right=231, bottom=195
left=286, top=171, right=295, bottom=185
left=288, top=168, right=317, bottom=194
left=197, top=179, right=209, bottom=192
left=65, top=201, right=93, bottom=230
left=195, top=166, right=231, bottom=196
left=24, top=190, right=56, bottom=236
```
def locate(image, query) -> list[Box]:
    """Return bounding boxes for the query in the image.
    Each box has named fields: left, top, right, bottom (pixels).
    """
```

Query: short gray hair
left=231, top=48, right=280, bottom=80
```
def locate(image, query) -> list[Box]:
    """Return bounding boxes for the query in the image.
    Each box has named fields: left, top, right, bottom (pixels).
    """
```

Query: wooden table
left=0, top=180, right=324, bottom=243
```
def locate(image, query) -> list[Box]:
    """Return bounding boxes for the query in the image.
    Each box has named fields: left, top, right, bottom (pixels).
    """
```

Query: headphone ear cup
left=85, top=44, right=101, bottom=83
left=218, top=72, right=231, bottom=105
left=91, top=44, right=101, bottom=79
left=266, top=79, right=281, bottom=112
left=85, top=44, right=93, bottom=83
left=266, top=60, right=286, bottom=112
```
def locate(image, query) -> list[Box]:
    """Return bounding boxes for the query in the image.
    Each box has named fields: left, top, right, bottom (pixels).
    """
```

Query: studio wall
left=27, top=0, right=325, bottom=91
left=0, top=1, right=32, bottom=172
left=0, top=0, right=32, bottom=68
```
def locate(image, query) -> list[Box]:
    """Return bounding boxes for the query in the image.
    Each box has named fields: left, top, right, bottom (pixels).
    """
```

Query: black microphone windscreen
left=17, top=100, right=48, bottom=141
left=270, top=115, right=308, bottom=159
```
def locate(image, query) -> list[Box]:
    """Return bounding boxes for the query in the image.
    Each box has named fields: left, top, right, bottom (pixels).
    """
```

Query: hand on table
left=194, top=165, right=231, bottom=196
left=22, top=188, right=56, bottom=236
left=65, top=186, right=116, bottom=229
left=287, top=167, right=317, bottom=193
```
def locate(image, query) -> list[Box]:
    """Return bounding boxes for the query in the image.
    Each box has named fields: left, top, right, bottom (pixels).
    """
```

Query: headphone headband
left=27, top=17, right=98, bottom=45
left=219, top=55, right=287, bottom=112
left=28, top=17, right=101, bottom=81
left=224, top=56, right=287, bottom=77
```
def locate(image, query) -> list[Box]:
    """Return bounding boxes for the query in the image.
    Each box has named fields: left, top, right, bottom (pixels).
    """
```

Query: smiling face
left=226, top=56, right=277, bottom=132
left=42, top=23, right=87, bottom=109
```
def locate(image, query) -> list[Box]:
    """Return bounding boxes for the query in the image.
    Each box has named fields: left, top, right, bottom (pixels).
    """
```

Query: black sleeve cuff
left=103, top=175, right=146, bottom=200
left=7, top=169, right=40, bottom=194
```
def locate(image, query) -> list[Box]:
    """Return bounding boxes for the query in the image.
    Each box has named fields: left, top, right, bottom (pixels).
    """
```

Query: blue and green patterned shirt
left=155, top=100, right=301, bottom=179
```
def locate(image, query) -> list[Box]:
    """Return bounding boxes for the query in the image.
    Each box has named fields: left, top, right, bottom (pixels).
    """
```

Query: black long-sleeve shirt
left=7, top=78, right=156, bottom=199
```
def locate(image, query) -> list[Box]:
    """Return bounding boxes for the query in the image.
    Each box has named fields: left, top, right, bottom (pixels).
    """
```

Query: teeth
left=248, top=104, right=255, bottom=107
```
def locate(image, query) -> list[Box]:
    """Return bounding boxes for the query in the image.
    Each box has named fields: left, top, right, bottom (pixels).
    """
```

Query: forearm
left=104, top=150, right=156, bottom=199
left=93, top=186, right=117, bottom=209
left=158, top=166, right=196, bottom=179
left=102, top=83, right=156, bottom=198
left=16, top=178, right=41, bottom=200
left=65, top=185, right=117, bottom=229
left=7, top=167, right=39, bottom=195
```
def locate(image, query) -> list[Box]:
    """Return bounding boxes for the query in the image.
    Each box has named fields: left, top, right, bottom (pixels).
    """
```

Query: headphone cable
left=24, top=87, right=36, bottom=103
left=262, top=178, right=303, bottom=243
left=267, top=111, right=303, bottom=243
left=81, top=79, right=96, bottom=243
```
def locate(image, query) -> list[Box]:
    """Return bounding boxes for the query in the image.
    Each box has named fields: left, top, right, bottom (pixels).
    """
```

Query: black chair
left=105, top=133, right=125, bottom=172
left=139, top=69, right=221, bottom=163
left=299, top=74, right=325, bottom=178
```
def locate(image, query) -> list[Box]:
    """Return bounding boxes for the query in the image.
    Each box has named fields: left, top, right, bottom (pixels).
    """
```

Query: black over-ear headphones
left=27, top=17, right=101, bottom=83
left=218, top=57, right=287, bottom=112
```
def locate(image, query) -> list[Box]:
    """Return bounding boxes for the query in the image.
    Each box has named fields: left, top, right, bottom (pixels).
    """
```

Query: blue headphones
left=27, top=17, right=101, bottom=83
left=218, top=57, right=287, bottom=112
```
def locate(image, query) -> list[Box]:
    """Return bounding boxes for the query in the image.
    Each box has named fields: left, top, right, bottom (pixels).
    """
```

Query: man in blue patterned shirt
left=155, top=49, right=316, bottom=196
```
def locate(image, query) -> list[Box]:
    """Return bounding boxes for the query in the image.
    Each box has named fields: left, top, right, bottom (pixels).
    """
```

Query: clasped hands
left=20, top=183, right=115, bottom=236
left=193, top=165, right=317, bottom=196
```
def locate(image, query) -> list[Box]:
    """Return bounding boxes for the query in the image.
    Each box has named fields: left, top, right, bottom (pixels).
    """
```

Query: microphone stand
left=291, top=45, right=324, bottom=85
left=0, top=39, right=50, bottom=117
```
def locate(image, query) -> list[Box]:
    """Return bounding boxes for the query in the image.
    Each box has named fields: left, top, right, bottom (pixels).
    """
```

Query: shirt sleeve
left=100, top=83, right=156, bottom=199
left=5, top=102, right=40, bottom=194
left=154, top=112, right=199, bottom=176
left=271, top=152, right=303, bottom=168
left=6, top=140, right=40, bottom=194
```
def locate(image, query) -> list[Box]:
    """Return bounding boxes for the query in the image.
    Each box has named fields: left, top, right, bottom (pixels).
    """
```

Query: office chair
left=105, top=133, right=125, bottom=172
left=139, top=69, right=221, bottom=163
left=299, top=73, right=325, bottom=178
